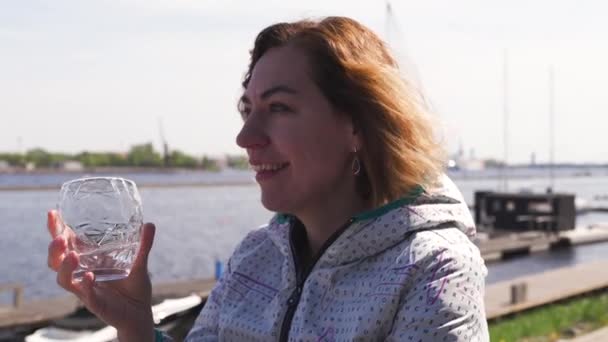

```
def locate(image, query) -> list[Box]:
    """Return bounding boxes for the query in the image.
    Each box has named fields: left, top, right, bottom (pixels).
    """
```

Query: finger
left=57, top=251, right=81, bottom=295
left=47, top=236, right=67, bottom=271
left=78, top=272, right=100, bottom=313
left=47, top=210, right=61, bottom=238
left=131, top=223, right=156, bottom=274
left=49, top=210, right=78, bottom=248
left=81, top=272, right=96, bottom=292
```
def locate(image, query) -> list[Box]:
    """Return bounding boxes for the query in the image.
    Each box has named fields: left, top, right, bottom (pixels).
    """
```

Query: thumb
left=131, top=223, right=156, bottom=274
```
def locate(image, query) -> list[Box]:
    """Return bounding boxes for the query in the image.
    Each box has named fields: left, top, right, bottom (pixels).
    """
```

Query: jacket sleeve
left=386, top=229, right=490, bottom=342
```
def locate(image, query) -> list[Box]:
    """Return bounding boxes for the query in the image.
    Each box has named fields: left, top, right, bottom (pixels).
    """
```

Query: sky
left=1, top=0, right=607, bottom=163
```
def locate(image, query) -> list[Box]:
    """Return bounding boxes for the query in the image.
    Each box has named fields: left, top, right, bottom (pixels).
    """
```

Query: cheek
left=289, top=129, right=350, bottom=183
left=258, top=119, right=351, bottom=212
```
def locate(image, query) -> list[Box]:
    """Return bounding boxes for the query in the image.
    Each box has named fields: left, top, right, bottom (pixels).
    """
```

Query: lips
left=250, top=162, right=290, bottom=172
left=249, top=161, right=290, bottom=182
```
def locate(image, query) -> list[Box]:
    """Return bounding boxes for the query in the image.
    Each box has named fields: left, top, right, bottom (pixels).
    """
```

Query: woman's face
left=237, top=45, right=357, bottom=214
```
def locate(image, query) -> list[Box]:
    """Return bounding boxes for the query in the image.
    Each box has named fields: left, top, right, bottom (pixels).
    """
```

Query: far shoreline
left=0, top=166, right=244, bottom=175
left=0, top=181, right=258, bottom=192
left=0, top=167, right=257, bottom=191
left=1, top=165, right=607, bottom=192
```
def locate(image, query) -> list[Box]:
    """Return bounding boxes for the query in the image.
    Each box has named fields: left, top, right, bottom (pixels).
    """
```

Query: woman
left=47, top=16, right=489, bottom=341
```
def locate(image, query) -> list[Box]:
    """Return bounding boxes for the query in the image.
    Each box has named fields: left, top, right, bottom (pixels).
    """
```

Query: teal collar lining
left=275, top=185, right=424, bottom=224
left=352, top=185, right=424, bottom=221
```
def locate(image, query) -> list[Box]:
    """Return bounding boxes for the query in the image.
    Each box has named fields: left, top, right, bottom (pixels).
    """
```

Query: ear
left=349, top=119, right=362, bottom=151
left=352, top=130, right=362, bottom=152
left=336, top=110, right=361, bottom=151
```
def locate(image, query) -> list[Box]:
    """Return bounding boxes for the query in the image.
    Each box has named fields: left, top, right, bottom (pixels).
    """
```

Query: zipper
left=278, top=284, right=302, bottom=342
left=278, top=217, right=355, bottom=342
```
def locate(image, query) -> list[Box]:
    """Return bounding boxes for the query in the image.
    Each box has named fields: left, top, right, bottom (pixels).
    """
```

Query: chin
left=260, top=190, right=292, bottom=214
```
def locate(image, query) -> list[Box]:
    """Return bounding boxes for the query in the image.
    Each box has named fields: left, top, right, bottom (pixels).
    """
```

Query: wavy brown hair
left=242, top=17, right=445, bottom=207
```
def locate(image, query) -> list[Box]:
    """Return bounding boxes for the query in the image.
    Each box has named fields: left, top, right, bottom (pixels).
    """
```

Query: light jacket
left=184, top=175, right=489, bottom=341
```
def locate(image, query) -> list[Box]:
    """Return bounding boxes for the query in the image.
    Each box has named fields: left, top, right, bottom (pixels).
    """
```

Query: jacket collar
left=266, top=175, right=474, bottom=267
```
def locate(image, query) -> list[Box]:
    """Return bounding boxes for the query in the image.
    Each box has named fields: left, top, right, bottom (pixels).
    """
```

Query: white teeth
left=251, top=163, right=286, bottom=172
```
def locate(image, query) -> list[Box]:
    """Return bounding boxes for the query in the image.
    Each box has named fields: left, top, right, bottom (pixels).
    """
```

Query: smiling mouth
left=250, top=162, right=290, bottom=173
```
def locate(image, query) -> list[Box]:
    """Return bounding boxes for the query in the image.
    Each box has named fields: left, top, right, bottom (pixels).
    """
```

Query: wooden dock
left=152, top=278, right=215, bottom=300
left=0, top=294, right=79, bottom=329
left=477, top=231, right=562, bottom=262
left=477, top=224, right=608, bottom=262
left=560, top=224, right=608, bottom=246
left=0, top=279, right=216, bottom=329
left=3, top=260, right=608, bottom=330
left=485, top=260, right=608, bottom=320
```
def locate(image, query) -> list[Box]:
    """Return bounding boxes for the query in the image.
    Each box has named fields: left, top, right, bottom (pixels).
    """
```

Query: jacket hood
left=266, top=174, right=475, bottom=266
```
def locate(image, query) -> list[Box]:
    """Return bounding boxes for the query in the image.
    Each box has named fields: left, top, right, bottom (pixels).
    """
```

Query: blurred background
left=1, top=1, right=607, bottom=341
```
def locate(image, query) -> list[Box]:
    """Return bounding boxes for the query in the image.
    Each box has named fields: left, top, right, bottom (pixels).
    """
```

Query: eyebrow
left=240, top=85, right=298, bottom=104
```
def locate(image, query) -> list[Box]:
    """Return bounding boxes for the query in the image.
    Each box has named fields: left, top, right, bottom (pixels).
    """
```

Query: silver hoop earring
left=352, top=147, right=361, bottom=176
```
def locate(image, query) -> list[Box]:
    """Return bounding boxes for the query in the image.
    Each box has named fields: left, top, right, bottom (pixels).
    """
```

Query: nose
left=236, top=114, right=271, bottom=151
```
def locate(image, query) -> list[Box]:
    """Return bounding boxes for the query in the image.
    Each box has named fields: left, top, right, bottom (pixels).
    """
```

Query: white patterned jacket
left=181, top=175, right=489, bottom=341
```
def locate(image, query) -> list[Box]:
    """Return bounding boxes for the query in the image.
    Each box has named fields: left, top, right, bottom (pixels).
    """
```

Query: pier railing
left=0, top=283, right=23, bottom=309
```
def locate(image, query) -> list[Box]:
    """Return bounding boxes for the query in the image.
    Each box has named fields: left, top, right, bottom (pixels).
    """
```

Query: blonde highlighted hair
left=242, top=16, right=445, bottom=207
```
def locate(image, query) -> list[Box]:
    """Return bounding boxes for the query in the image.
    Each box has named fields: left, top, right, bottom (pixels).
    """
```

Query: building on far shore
left=0, top=160, right=10, bottom=171
left=58, top=160, right=84, bottom=171
left=448, top=144, right=486, bottom=171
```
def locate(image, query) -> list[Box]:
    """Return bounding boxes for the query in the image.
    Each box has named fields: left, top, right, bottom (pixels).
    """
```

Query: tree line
left=0, top=143, right=250, bottom=171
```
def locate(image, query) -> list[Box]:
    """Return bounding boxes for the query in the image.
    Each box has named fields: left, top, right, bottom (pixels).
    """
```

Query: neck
left=295, top=182, right=370, bottom=256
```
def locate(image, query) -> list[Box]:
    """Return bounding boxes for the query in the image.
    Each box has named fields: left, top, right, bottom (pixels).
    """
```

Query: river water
left=1, top=168, right=607, bottom=300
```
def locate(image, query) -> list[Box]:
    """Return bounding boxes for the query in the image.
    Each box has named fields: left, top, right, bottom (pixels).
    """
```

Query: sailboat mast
left=385, top=1, right=392, bottom=43
left=502, top=49, right=510, bottom=191
left=549, top=65, right=555, bottom=190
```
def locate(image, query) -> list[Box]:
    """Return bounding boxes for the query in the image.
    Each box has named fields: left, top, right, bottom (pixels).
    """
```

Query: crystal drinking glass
left=57, top=177, right=143, bottom=282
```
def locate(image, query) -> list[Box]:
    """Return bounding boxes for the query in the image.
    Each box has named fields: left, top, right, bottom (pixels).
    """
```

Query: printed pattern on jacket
left=181, top=175, right=489, bottom=341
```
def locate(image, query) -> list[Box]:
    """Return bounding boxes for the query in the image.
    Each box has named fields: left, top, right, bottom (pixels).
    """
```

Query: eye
left=240, top=107, right=251, bottom=119
left=269, top=102, right=291, bottom=113
left=238, top=101, right=251, bottom=119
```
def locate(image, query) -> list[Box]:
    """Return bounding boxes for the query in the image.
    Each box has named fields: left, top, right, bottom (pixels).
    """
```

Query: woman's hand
left=47, top=210, right=156, bottom=342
